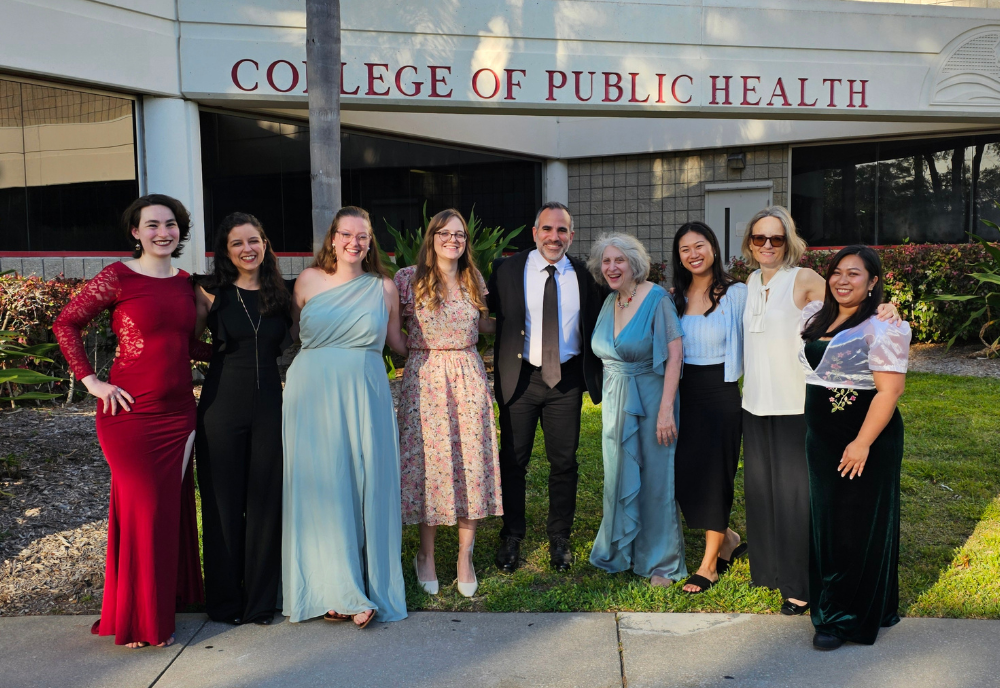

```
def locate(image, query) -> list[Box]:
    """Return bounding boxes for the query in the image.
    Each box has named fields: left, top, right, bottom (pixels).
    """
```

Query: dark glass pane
left=25, top=180, right=139, bottom=251
left=0, top=80, right=27, bottom=250
left=792, top=142, right=877, bottom=246
left=17, top=82, right=138, bottom=251
left=201, top=111, right=543, bottom=254
left=971, top=135, right=1000, bottom=242
left=877, top=138, right=972, bottom=244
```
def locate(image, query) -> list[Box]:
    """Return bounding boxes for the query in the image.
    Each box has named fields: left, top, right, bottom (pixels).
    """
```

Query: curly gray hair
left=587, top=233, right=651, bottom=286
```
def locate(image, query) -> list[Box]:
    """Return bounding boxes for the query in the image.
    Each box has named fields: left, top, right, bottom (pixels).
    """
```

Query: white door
left=704, top=184, right=773, bottom=265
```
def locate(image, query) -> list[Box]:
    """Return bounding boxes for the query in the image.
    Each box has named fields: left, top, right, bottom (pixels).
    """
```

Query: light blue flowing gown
left=589, top=284, right=688, bottom=581
left=282, top=273, right=407, bottom=623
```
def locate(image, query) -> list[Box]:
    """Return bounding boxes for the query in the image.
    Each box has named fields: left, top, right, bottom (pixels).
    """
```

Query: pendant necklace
left=236, top=287, right=262, bottom=389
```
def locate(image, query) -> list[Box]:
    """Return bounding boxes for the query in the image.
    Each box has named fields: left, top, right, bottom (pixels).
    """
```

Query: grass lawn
left=401, top=372, right=1000, bottom=617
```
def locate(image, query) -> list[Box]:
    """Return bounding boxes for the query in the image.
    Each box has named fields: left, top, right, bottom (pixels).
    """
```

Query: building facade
left=3, top=0, right=1000, bottom=280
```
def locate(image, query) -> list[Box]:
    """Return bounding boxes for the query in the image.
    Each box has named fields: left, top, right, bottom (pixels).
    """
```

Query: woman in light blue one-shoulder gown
left=282, top=206, right=408, bottom=626
left=587, top=233, right=687, bottom=586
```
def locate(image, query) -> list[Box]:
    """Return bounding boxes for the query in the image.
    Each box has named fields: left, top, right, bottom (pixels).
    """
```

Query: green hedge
left=729, top=244, right=1000, bottom=344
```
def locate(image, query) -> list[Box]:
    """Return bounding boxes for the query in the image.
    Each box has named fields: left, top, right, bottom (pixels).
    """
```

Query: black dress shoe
left=549, top=536, right=573, bottom=572
left=780, top=600, right=810, bottom=616
left=495, top=536, right=522, bottom=573
left=252, top=613, right=275, bottom=626
left=813, top=632, right=844, bottom=650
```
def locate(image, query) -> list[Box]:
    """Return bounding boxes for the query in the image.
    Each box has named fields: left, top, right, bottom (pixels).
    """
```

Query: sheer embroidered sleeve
left=53, top=265, right=121, bottom=380
left=868, top=318, right=912, bottom=373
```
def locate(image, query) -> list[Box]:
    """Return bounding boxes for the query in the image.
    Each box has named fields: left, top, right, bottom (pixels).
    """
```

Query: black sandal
left=780, top=599, right=810, bottom=616
left=716, top=542, right=748, bottom=576
left=682, top=573, right=718, bottom=594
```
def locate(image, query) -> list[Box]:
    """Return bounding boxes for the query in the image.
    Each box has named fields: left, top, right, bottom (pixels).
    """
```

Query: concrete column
left=141, top=97, right=206, bottom=275
left=544, top=159, right=569, bottom=206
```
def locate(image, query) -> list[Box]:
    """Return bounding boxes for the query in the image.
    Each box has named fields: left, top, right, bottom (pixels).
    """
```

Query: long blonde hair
left=313, top=206, right=388, bottom=276
left=411, top=209, right=487, bottom=314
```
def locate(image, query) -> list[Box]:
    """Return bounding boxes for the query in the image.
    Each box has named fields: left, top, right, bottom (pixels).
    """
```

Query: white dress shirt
left=523, top=250, right=582, bottom=366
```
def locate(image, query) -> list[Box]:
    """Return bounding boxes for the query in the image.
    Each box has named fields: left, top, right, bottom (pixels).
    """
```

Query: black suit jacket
left=487, top=249, right=606, bottom=407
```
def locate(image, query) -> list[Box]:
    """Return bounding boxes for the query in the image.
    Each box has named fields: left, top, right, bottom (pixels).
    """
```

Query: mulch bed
left=0, top=343, right=985, bottom=617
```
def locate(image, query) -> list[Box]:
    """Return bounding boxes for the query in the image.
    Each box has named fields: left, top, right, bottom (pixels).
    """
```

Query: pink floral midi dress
left=395, top=266, right=503, bottom=526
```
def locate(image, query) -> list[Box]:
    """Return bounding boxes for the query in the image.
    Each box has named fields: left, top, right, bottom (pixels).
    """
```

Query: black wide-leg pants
left=498, top=357, right=584, bottom=541
left=742, top=410, right=810, bottom=602
left=196, top=365, right=283, bottom=624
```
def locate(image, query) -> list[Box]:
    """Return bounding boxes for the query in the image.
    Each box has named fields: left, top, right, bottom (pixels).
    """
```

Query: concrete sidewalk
left=1, top=612, right=998, bottom=688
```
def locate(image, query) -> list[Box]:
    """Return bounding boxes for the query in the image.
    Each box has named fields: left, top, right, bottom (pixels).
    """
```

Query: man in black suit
left=487, top=202, right=605, bottom=573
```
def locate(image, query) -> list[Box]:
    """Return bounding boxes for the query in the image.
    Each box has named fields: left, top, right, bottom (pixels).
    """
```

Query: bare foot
left=787, top=597, right=807, bottom=607
left=650, top=575, right=675, bottom=588
left=682, top=568, right=719, bottom=593
left=154, top=635, right=176, bottom=648
left=353, top=609, right=375, bottom=628
left=125, top=641, right=149, bottom=649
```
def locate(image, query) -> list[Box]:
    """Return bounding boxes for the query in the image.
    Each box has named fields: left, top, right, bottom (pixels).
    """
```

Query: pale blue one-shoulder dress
left=589, top=284, right=688, bottom=582
left=281, top=272, right=407, bottom=623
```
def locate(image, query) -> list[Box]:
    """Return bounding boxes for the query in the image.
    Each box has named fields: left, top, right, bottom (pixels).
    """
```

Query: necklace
left=616, top=283, right=638, bottom=310
left=236, top=287, right=262, bottom=389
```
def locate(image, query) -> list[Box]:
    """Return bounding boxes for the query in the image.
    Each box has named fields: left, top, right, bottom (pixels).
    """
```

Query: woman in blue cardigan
left=671, top=222, right=748, bottom=594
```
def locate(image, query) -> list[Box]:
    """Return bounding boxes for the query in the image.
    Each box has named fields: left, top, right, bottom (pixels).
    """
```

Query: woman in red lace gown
left=53, top=195, right=206, bottom=648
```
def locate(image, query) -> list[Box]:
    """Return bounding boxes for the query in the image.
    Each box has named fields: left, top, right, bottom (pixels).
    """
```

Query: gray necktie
left=541, top=265, right=561, bottom=388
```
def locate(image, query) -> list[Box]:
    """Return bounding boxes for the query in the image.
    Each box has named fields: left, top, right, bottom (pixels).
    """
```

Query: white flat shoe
left=413, top=556, right=438, bottom=595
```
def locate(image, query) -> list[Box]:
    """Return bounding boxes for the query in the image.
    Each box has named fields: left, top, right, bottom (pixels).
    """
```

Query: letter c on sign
left=266, top=60, right=300, bottom=93
left=232, top=59, right=259, bottom=92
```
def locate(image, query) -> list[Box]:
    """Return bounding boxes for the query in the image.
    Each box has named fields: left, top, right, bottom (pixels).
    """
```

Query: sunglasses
left=750, top=234, right=786, bottom=248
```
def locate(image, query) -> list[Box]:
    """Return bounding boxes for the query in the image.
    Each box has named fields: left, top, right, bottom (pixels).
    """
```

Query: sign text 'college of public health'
left=230, top=59, right=871, bottom=109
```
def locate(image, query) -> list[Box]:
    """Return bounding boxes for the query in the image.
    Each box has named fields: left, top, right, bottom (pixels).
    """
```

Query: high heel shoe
left=414, top=555, right=439, bottom=595
left=457, top=539, right=479, bottom=598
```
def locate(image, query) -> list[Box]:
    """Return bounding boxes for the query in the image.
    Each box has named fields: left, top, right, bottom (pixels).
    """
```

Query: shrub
left=728, top=243, right=1000, bottom=344
left=0, top=274, right=113, bottom=403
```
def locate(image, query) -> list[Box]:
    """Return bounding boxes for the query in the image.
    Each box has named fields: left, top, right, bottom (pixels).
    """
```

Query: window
left=792, top=133, right=1000, bottom=245
left=0, top=78, right=139, bottom=252
left=200, top=111, right=542, bottom=253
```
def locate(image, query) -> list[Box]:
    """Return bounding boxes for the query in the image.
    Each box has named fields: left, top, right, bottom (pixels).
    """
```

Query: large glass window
left=792, top=133, right=1000, bottom=245
left=0, top=78, right=139, bottom=252
left=200, top=111, right=542, bottom=253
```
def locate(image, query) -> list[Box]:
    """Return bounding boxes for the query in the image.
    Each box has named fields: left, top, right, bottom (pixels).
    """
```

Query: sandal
left=716, top=542, right=748, bottom=576
left=353, top=610, right=375, bottom=630
left=682, top=573, right=718, bottom=594
left=323, top=611, right=352, bottom=622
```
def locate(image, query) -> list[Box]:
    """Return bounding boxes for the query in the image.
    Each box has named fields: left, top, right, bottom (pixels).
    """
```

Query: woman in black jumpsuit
left=194, top=212, right=293, bottom=626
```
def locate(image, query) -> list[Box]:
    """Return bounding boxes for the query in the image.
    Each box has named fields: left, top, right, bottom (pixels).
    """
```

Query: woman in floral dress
left=395, top=208, right=501, bottom=598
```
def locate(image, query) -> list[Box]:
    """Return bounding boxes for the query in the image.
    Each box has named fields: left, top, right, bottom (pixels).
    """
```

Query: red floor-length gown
left=53, top=261, right=204, bottom=645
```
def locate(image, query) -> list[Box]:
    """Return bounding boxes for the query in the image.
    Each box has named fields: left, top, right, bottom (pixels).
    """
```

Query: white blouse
left=798, top=301, right=911, bottom=390
left=742, top=267, right=805, bottom=416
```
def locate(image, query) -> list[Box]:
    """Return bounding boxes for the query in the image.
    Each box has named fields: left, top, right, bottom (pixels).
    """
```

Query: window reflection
left=0, top=78, right=138, bottom=252
left=200, top=111, right=542, bottom=253
left=792, top=134, right=1000, bottom=246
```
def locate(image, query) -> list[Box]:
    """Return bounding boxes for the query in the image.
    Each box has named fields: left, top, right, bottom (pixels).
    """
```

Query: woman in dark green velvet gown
left=798, top=246, right=911, bottom=650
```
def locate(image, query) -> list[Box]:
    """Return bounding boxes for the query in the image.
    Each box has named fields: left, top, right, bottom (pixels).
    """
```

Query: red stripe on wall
left=0, top=251, right=133, bottom=257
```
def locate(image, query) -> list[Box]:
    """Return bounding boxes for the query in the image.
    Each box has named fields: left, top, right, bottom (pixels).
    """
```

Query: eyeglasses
left=749, top=234, right=786, bottom=248
left=435, top=231, right=468, bottom=243
left=336, top=231, right=371, bottom=245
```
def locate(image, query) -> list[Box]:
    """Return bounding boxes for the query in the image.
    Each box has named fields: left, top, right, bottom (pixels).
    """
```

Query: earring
left=135, top=242, right=141, bottom=251
left=868, top=291, right=872, bottom=298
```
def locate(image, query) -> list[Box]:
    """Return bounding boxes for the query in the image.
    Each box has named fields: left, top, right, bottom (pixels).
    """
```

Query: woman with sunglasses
left=395, top=209, right=501, bottom=599
left=740, top=206, right=898, bottom=617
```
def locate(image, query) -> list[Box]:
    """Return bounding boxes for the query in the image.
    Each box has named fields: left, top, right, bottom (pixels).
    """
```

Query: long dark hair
left=671, top=221, right=738, bottom=316
left=197, top=212, right=291, bottom=317
left=801, top=245, right=884, bottom=343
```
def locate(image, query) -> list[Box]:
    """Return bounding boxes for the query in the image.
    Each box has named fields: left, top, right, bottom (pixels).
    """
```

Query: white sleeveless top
left=742, top=267, right=805, bottom=416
